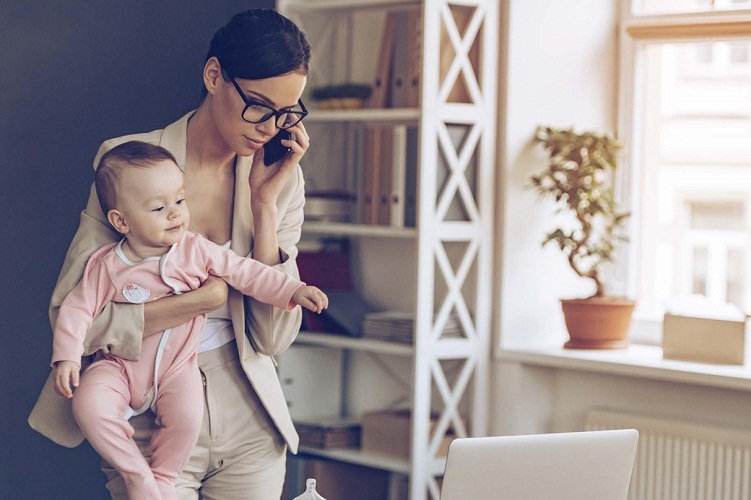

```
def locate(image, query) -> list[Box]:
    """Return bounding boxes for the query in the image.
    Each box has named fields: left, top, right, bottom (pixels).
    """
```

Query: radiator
left=585, top=410, right=751, bottom=500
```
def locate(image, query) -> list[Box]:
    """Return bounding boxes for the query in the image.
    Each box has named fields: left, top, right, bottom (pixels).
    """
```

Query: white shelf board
left=499, top=343, right=751, bottom=392
left=303, top=221, right=417, bottom=238
left=297, top=446, right=411, bottom=474
left=297, top=332, right=415, bottom=356
left=305, top=108, right=420, bottom=124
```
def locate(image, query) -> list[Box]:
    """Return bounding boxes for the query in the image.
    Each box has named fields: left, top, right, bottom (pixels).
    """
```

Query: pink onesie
left=52, top=231, right=304, bottom=500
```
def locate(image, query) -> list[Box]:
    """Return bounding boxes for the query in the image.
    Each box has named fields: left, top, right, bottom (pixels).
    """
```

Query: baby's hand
left=293, top=286, right=329, bottom=314
left=53, top=361, right=80, bottom=398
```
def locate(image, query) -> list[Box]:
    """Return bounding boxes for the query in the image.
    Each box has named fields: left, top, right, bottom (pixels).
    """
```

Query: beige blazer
left=28, top=111, right=303, bottom=453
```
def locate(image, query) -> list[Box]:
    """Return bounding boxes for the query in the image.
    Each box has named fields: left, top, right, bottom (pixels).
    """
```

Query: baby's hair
left=95, top=141, right=178, bottom=215
left=202, top=9, right=311, bottom=97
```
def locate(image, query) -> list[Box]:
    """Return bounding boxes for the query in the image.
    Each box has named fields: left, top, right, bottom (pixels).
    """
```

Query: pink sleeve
left=194, top=234, right=304, bottom=311
left=51, top=249, right=116, bottom=366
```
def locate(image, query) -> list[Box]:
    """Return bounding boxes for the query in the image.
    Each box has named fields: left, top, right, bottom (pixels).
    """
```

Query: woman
left=29, top=9, right=311, bottom=499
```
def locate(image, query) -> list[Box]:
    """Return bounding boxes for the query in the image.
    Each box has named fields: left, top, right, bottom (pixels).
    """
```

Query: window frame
left=617, top=5, right=751, bottom=344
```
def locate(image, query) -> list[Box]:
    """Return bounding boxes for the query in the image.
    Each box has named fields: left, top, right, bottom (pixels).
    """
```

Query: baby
left=51, top=140, right=327, bottom=499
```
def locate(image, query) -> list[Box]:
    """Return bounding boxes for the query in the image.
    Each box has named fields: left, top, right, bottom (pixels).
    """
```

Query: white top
left=197, top=241, right=234, bottom=353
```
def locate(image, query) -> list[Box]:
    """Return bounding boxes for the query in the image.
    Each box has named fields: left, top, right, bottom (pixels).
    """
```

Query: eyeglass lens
left=242, top=104, right=306, bottom=129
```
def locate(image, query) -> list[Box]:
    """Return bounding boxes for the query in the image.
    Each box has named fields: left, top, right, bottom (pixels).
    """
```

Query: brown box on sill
left=361, top=409, right=463, bottom=460
left=662, top=313, right=747, bottom=365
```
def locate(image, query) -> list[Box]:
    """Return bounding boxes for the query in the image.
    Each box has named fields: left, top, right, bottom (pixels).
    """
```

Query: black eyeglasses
left=225, top=72, right=308, bottom=129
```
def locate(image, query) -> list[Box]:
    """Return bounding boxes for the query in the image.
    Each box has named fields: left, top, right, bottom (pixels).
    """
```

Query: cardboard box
left=662, top=313, right=747, bottom=365
left=295, top=417, right=361, bottom=449
left=361, top=409, right=462, bottom=460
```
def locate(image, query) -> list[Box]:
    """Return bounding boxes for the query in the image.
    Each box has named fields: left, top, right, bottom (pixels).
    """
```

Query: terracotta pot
left=561, top=297, right=636, bottom=349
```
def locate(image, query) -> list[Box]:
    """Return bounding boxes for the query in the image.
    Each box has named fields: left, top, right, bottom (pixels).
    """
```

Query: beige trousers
left=103, top=340, right=287, bottom=500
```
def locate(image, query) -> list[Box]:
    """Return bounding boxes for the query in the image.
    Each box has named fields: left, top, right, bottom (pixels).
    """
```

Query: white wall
left=492, top=361, right=751, bottom=437
left=496, top=0, right=620, bottom=350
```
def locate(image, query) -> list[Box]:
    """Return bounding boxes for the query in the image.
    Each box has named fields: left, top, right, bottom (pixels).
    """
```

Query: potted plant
left=531, top=126, right=635, bottom=349
left=311, top=83, right=372, bottom=110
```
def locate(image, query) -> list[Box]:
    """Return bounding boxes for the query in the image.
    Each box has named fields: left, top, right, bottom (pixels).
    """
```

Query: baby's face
left=118, top=160, right=189, bottom=249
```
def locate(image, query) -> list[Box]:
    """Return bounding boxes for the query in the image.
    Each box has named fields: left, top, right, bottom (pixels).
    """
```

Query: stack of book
left=295, top=416, right=362, bottom=449
left=361, top=311, right=463, bottom=344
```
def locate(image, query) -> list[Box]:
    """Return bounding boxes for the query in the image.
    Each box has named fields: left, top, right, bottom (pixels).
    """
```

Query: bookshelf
left=297, top=332, right=415, bottom=357
left=304, top=108, right=421, bottom=124
left=302, top=221, right=417, bottom=238
left=278, top=1, right=499, bottom=498
left=298, top=446, right=413, bottom=474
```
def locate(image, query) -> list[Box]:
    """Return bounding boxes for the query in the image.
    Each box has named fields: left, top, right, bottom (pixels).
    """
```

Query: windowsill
left=498, top=344, right=751, bottom=392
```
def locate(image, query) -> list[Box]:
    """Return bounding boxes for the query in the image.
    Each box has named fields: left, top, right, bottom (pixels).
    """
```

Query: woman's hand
left=199, top=274, right=230, bottom=309
left=249, top=121, right=310, bottom=208
left=142, top=275, right=228, bottom=336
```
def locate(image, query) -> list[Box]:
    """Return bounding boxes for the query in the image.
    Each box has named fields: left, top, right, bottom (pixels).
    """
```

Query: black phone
left=263, top=130, right=293, bottom=166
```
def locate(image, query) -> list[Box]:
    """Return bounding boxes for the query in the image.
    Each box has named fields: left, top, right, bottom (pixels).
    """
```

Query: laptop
left=440, top=429, right=639, bottom=500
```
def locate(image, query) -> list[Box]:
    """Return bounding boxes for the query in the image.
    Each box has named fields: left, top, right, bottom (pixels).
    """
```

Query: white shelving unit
left=302, top=221, right=417, bottom=238
left=305, top=108, right=421, bottom=124
left=279, top=1, right=498, bottom=498
left=297, top=332, right=415, bottom=356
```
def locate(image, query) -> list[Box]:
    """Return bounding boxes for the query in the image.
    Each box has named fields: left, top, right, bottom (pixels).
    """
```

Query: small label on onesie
left=123, top=283, right=151, bottom=304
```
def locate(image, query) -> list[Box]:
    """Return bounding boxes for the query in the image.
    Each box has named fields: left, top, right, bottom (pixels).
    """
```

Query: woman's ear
left=203, top=57, right=223, bottom=96
left=107, top=210, right=129, bottom=234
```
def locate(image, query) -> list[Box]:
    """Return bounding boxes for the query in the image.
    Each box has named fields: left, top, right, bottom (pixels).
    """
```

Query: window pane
left=637, top=0, right=751, bottom=15
left=695, top=43, right=713, bottom=65
left=635, top=40, right=751, bottom=318
left=690, top=201, right=745, bottom=230
left=692, top=247, right=708, bottom=295
left=730, top=41, right=750, bottom=64
left=727, top=248, right=746, bottom=306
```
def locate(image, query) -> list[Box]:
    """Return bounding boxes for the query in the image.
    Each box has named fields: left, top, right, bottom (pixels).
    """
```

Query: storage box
left=295, top=416, right=361, bottom=449
left=361, top=409, right=462, bottom=460
left=662, top=313, right=747, bottom=365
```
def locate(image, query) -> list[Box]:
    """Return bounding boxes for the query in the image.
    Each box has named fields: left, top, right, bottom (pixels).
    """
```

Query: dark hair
left=95, top=141, right=178, bottom=215
left=203, top=9, right=311, bottom=96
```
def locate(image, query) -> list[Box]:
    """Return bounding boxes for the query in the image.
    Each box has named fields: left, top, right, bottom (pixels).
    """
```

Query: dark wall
left=0, top=1, right=273, bottom=498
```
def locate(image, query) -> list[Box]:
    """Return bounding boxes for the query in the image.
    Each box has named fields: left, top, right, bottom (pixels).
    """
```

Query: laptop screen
left=440, top=429, right=638, bottom=500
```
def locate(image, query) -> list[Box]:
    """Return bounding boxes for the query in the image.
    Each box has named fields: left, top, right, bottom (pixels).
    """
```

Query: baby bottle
left=293, top=478, right=327, bottom=500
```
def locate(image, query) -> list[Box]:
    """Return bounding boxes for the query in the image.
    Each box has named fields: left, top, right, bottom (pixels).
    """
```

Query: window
left=636, top=0, right=751, bottom=15
left=620, top=4, right=751, bottom=342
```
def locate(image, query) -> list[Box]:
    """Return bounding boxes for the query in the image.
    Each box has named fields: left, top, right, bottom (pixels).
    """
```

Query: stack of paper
left=361, top=311, right=463, bottom=344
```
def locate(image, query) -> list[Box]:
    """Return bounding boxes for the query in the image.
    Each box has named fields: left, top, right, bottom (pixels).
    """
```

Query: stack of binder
left=361, top=311, right=463, bottom=344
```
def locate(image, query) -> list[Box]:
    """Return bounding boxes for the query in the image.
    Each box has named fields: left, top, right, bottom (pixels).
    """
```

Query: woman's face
left=208, top=63, right=307, bottom=157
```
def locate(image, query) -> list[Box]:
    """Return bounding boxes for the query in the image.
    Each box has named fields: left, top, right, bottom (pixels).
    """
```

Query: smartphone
left=263, top=130, right=293, bottom=166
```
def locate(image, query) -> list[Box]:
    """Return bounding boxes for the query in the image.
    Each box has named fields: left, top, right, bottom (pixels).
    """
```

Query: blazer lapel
left=231, top=155, right=253, bottom=256
left=230, top=154, right=254, bottom=359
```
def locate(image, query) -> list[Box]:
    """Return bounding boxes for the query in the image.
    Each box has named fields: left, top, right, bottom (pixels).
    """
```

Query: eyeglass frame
left=224, top=70, right=308, bottom=129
